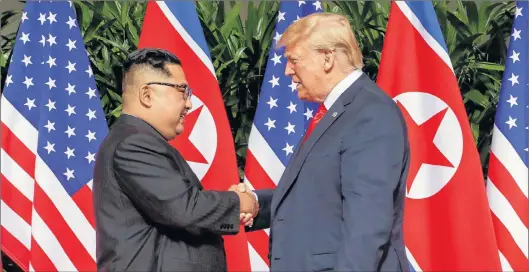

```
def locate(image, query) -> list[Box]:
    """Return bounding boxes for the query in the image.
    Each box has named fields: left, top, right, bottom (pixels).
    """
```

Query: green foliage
left=0, top=1, right=515, bottom=183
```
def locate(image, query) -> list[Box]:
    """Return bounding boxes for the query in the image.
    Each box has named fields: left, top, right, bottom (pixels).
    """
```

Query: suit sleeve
left=113, top=133, right=241, bottom=235
left=245, top=189, right=274, bottom=231
left=336, top=102, right=407, bottom=271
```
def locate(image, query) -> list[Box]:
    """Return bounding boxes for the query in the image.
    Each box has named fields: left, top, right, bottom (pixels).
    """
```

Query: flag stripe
left=395, top=1, right=454, bottom=72
left=487, top=180, right=528, bottom=258
left=31, top=210, right=77, bottom=271
left=0, top=150, right=35, bottom=201
left=33, top=184, right=95, bottom=268
left=1, top=175, right=33, bottom=224
left=488, top=154, right=528, bottom=228
left=490, top=125, right=528, bottom=197
left=71, top=185, right=96, bottom=228
left=30, top=236, right=58, bottom=272
left=1, top=123, right=36, bottom=179
left=248, top=242, right=269, bottom=271
left=0, top=98, right=38, bottom=153
left=1, top=202, right=31, bottom=249
left=247, top=126, right=285, bottom=184
left=34, top=156, right=96, bottom=259
left=498, top=250, right=514, bottom=272
left=155, top=2, right=215, bottom=77
left=246, top=231, right=270, bottom=267
left=245, top=151, right=278, bottom=190
left=1, top=226, right=30, bottom=269
left=491, top=213, right=528, bottom=271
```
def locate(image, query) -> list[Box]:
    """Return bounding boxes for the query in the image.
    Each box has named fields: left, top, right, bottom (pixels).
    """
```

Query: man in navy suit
left=235, top=12, right=410, bottom=271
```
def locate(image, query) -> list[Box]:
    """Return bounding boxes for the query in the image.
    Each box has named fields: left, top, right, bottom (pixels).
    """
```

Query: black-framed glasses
left=146, top=82, right=193, bottom=100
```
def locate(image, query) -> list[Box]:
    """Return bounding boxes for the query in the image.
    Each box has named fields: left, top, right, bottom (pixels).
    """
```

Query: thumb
left=237, top=183, right=247, bottom=193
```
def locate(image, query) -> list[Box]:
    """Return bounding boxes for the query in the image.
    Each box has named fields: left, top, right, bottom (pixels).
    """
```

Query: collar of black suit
left=115, top=113, right=168, bottom=141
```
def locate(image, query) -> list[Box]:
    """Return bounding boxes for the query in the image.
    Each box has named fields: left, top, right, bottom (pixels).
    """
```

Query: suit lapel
left=271, top=74, right=370, bottom=214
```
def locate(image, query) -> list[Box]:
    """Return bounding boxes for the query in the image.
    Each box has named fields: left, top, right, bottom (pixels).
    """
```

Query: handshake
left=229, top=183, right=258, bottom=227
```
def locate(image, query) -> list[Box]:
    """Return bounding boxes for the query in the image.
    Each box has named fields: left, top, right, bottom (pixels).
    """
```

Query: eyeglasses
left=146, top=82, right=193, bottom=100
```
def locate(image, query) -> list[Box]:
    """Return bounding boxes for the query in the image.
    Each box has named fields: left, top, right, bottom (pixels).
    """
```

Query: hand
left=229, top=183, right=258, bottom=227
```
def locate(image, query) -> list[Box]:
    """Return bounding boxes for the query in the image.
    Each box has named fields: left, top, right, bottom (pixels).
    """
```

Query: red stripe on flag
left=1, top=227, right=30, bottom=270
left=488, top=153, right=528, bottom=228
left=30, top=237, right=57, bottom=272
left=33, top=184, right=94, bottom=271
left=72, top=185, right=96, bottom=228
left=246, top=231, right=270, bottom=267
left=1, top=175, right=32, bottom=224
left=1, top=123, right=36, bottom=178
left=491, top=213, right=528, bottom=271
left=245, top=151, right=277, bottom=190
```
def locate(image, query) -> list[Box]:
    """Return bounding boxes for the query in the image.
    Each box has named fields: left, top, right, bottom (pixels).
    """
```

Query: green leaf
left=465, top=89, right=490, bottom=109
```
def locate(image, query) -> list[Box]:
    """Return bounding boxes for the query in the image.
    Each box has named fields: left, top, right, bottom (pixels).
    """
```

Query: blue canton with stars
left=494, top=1, right=528, bottom=165
left=253, top=0, right=322, bottom=166
left=3, top=1, right=108, bottom=195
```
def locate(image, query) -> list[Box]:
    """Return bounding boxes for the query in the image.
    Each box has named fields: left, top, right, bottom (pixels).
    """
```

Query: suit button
left=230, top=224, right=233, bottom=229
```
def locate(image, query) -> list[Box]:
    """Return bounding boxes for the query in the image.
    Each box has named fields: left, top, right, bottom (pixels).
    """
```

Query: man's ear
left=323, top=49, right=335, bottom=72
left=138, top=85, right=153, bottom=108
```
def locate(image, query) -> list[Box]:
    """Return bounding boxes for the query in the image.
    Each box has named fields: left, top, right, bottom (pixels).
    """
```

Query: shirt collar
left=323, top=69, right=363, bottom=109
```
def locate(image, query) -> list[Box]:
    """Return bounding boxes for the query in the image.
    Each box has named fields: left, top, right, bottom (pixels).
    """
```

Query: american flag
left=242, top=1, right=322, bottom=270
left=1, top=2, right=107, bottom=271
left=486, top=2, right=528, bottom=271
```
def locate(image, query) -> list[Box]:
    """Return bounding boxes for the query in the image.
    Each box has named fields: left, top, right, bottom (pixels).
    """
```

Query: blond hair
left=278, top=12, right=363, bottom=69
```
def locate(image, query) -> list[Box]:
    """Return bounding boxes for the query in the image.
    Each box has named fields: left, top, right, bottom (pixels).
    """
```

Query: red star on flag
left=171, top=105, right=208, bottom=164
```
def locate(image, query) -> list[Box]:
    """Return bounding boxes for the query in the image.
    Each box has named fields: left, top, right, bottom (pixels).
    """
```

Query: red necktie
left=303, top=104, right=327, bottom=144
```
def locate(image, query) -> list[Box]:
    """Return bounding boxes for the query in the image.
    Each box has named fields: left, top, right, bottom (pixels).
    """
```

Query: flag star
left=271, top=53, right=282, bottom=66
left=514, top=6, right=523, bottom=18
left=267, top=96, right=278, bottom=109
left=508, top=73, right=519, bottom=86
left=86, top=109, right=97, bottom=120
left=298, top=1, right=306, bottom=6
left=273, top=32, right=282, bottom=44
left=24, top=98, right=36, bottom=110
left=304, top=108, right=314, bottom=120
left=284, top=122, right=296, bottom=135
left=269, top=75, right=280, bottom=88
left=264, top=118, right=276, bottom=131
left=86, top=87, right=97, bottom=99
left=45, top=99, right=56, bottom=111
left=313, top=1, right=322, bottom=10
left=86, top=130, right=96, bottom=142
left=64, top=146, right=75, bottom=159
left=5, top=75, right=13, bottom=87
left=86, top=152, right=96, bottom=164
left=65, top=61, right=77, bottom=73
left=278, top=11, right=286, bottom=22
left=68, top=0, right=73, bottom=7
left=283, top=143, right=294, bottom=155
left=23, top=76, right=34, bottom=89
left=66, top=16, right=77, bottom=29
left=21, top=12, right=28, bottom=23
left=287, top=101, right=297, bottom=113
left=46, top=55, right=57, bottom=68
left=66, top=39, right=77, bottom=51
left=65, top=83, right=76, bottom=95
left=47, top=12, right=57, bottom=24
left=44, top=120, right=55, bottom=132
left=509, top=50, right=520, bottom=63
left=505, top=116, right=517, bottom=129
left=289, top=80, right=298, bottom=92
left=21, top=55, right=32, bottom=66
left=65, top=126, right=76, bottom=138
left=45, top=77, right=56, bottom=89
left=19, top=32, right=30, bottom=44
left=39, top=35, right=46, bottom=47
left=506, top=95, right=518, bottom=107
left=65, top=104, right=76, bottom=116
left=63, top=168, right=75, bottom=180
left=512, top=28, right=521, bottom=40
left=38, top=13, right=47, bottom=25
left=47, top=34, right=57, bottom=46
left=86, top=65, right=93, bottom=78
left=44, top=141, right=55, bottom=154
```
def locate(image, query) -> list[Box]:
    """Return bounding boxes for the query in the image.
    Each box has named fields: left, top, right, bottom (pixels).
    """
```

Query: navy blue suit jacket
left=247, top=73, right=410, bottom=271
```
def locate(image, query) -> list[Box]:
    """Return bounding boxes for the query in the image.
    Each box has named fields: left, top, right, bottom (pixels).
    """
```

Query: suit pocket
left=312, top=252, right=336, bottom=271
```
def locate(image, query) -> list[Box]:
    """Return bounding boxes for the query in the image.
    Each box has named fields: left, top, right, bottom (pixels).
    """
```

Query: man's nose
left=185, top=97, right=192, bottom=109
left=285, top=64, right=294, bottom=77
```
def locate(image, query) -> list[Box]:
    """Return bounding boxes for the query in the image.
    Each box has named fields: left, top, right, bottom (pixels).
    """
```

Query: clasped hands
left=229, top=183, right=258, bottom=227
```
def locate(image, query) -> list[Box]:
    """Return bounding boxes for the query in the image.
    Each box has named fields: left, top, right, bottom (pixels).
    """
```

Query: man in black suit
left=92, top=48, right=258, bottom=271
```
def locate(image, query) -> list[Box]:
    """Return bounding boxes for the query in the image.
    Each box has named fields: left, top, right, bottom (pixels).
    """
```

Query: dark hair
left=122, top=48, right=182, bottom=79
